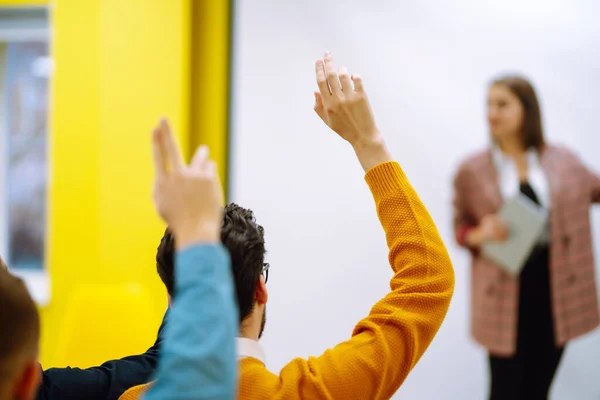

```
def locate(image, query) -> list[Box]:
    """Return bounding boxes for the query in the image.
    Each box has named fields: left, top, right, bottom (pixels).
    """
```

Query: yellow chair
left=51, top=282, right=159, bottom=368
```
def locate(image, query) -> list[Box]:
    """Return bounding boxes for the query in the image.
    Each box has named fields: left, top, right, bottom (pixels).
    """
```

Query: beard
left=258, top=306, right=267, bottom=339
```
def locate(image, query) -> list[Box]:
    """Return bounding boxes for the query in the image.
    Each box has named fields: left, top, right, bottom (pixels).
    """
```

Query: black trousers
left=488, top=246, right=565, bottom=400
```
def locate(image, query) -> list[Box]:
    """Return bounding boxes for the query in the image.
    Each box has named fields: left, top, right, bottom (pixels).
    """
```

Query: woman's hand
left=467, top=214, right=509, bottom=247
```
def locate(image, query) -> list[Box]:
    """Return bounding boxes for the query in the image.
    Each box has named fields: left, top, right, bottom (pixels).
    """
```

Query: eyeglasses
left=262, top=262, right=270, bottom=284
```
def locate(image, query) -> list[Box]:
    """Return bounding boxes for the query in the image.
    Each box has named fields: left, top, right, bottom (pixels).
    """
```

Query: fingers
left=196, top=156, right=224, bottom=205
left=190, top=145, right=210, bottom=171
left=191, top=147, right=222, bottom=200
left=159, top=119, right=185, bottom=172
left=209, top=160, right=225, bottom=206
left=498, top=220, right=509, bottom=240
left=351, top=73, right=364, bottom=93
left=316, top=52, right=363, bottom=97
left=491, top=217, right=509, bottom=241
left=211, top=160, right=223, bottom=185
left=495, top=217, right=507, bottom=230
left=315, top=59, right=330, bottom=97
left=314, top=91, right=324, bottom=108
left=496, top=230, right=508, bottom=241
left=323, top=52, right=341, bottom=95
left=338, top=66, right=352, bottom=92
left=205, top=159, right=217, bottom=177
left=152, top=126, right=167, bottom=179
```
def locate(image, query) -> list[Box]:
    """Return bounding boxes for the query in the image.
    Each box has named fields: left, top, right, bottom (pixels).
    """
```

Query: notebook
left=481, top=193, right=548, bottom=276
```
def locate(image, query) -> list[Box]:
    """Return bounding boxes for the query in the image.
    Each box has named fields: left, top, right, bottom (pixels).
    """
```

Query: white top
left=491, top=147, right=550, bottom=243
left=237, top=337, right=266, bottom=364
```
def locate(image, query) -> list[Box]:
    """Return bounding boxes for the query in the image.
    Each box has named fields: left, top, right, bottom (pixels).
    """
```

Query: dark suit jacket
left=36, top=310, right=168, bottom=400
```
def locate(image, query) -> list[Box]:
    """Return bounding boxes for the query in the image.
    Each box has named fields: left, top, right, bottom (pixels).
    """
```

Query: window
left=0, top=7, right=51, bottom=304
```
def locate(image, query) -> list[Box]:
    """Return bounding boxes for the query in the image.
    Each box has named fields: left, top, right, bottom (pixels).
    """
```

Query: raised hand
left=152, top=119, right=224, bottom=247
left=313, top=52, right=381, bottom=148
left=314, top=52, right=391, bottom=172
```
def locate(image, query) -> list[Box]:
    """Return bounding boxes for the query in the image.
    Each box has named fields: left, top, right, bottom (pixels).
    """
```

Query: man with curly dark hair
left=156, top=202, right=268, bottom=340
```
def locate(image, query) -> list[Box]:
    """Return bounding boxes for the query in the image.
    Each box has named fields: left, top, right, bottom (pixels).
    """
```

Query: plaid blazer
left=453, top=144, right=600, bottom=356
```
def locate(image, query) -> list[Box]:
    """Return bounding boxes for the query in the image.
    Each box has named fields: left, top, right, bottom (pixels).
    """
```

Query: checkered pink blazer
left=453, top=144, right=600, bottom=356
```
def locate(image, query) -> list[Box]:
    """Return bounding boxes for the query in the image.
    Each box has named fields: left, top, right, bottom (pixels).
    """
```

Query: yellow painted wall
left=41, top=0, right=192, bottom=367
left=0, top=0, right=47, bottom=4
left=1, top=0, right=230, bottom=368
left=190, top=0, right=231, bottom=193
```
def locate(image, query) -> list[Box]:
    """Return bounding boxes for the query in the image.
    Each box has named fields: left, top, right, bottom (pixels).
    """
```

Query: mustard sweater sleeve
left=239, top=161, right=455, bottom=399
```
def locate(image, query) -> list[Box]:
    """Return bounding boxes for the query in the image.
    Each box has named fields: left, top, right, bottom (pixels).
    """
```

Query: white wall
left=230, top=1, right=600, bottom=398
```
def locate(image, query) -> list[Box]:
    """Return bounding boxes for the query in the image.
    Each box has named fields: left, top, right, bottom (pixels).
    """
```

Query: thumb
left=314, top=91, right=324, bottom=108
left=313, top=91, right=326, bottom=120
left=351, top=73, right=364, bottom=93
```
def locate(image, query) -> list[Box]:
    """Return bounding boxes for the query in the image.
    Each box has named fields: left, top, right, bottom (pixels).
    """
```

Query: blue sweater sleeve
left=143, top=244, right=238, bottom=400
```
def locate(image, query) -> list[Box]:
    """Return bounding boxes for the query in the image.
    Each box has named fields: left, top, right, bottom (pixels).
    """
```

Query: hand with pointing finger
left=152, top=119, right=224, bottom=248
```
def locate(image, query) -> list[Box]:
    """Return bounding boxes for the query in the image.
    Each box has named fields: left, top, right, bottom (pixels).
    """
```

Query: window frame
left=0, top=5, right=51, bottom=305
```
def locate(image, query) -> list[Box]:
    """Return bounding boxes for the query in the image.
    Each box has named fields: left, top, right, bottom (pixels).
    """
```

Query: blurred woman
left=453, top=75, right=600, bottom=400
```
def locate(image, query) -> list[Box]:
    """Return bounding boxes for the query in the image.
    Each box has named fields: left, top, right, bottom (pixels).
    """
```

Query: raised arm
left=314, top=52, right=454, bottom=399
left=141, top=120, right=238, bottom=400
left=143, top=244, right=235, bottom=400
left=240, top=53, right=455, bottom=399
left=310, top=159, right=454, bottom=399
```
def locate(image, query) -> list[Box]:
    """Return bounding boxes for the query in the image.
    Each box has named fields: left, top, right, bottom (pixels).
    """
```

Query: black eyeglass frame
left=262, top=263, right=269, bottom=283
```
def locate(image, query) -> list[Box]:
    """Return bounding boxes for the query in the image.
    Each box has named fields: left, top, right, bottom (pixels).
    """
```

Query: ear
left=255, top=276, right=268, bottom=306
left=13, top=359, right=41, bottom=400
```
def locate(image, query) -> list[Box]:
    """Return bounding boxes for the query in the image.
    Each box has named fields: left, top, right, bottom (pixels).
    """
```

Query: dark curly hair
left=156, top=203, right=267, bottom=323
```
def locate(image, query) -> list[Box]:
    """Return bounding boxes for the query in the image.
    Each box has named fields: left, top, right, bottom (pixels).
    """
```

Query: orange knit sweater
left=120, top=161, right=455, bottom=400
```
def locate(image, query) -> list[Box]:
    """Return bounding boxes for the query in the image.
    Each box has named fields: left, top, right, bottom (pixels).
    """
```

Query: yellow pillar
left=190, top=0, right=231, bottom=195
left=41, top=0, right=190, bottom=367
left=0, top=0, right=47, bottom=4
